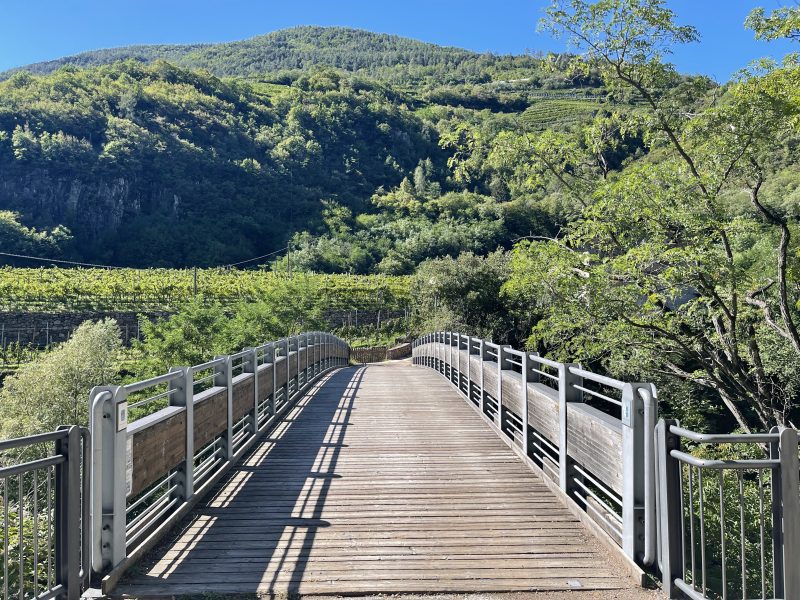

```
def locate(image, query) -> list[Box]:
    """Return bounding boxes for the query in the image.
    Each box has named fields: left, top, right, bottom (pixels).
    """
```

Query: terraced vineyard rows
left=0, top=268, right=411, bottom=312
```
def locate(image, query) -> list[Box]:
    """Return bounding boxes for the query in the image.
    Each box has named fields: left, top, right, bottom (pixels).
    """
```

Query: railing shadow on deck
left=123, top=366, right=365, bottom=593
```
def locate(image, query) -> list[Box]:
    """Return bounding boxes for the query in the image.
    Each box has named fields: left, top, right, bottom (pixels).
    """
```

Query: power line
left=0, top=251, right=127, bottom=269
left=223, top=246, right=289, bottom=268
left=0, top=246, right=291, bottom=270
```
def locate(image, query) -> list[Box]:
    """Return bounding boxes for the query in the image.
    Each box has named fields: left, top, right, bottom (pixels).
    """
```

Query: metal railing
left=88, top=331, right=349, bottom=591
left=657, top=420, right=800, bottom=600
left=412, top=331, right=658, bottom=566
left=0, top=427, right=89, bottom=600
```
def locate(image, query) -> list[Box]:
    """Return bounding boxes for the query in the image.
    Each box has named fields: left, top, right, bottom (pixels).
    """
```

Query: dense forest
left=0, top=27, right=618, bottom=268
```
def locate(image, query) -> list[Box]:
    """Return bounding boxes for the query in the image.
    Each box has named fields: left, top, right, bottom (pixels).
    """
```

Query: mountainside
left=0, top=27, right=642, bottom=271
left=2, top=27, right=517, bottom=85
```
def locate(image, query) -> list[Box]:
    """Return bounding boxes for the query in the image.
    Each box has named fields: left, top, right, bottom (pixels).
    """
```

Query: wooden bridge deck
left=116, top=362, right=644, bottom=597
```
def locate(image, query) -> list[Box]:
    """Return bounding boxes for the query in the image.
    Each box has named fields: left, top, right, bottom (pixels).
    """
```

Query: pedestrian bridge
left=1, top=332, right=798, bottom=600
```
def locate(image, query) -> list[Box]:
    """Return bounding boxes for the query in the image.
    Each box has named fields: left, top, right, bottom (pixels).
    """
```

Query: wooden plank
left=129, top=410, right=186, bottom=496
left=193, top=387, right=228, bottom=449
left=115, top=362, right=642, bottom=597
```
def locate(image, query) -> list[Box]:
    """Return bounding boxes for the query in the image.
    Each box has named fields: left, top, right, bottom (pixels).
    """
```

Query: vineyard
left=521, top=99, right=607, bottom=129
left=0, top=268, right=412, bottom=312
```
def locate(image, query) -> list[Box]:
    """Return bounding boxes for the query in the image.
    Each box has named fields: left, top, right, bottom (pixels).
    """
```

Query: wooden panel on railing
left=232, top=373, right=254, bottom=422
left=129, top=408, right=186, bottom=497
left=288, top=352, right=298, bottom=379
left=193, top=387, right=228, bottom=449
left=275, top=356, right=288, bottom=390
left=567, top=403, right=623, bottom=494
left=256, top=363, right=274, bottom=401
left=428, top=342, right=624, bottom=496
left=298, top=348, right=308, bottom=369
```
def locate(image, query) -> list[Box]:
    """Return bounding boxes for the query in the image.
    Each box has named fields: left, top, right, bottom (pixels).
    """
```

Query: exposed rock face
left=0, top=168, right=176, bottom=238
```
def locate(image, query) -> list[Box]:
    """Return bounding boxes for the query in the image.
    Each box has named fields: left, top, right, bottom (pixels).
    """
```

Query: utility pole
left=193, top=267, right=198, bottom=296
left=287, top=243, right=292, bottom=278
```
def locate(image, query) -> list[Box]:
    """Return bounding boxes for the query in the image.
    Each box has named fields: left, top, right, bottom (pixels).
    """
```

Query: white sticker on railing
left=126, top=437, right=133, bottom=497
left=117, top=401, right=128, bottom=431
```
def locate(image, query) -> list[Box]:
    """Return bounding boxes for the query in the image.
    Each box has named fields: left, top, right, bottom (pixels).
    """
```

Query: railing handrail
left=411, top=330, right=657, bottom=569
left=656, top=419, right=800, bottom=600
left=88, top=330, right=350, bottom=591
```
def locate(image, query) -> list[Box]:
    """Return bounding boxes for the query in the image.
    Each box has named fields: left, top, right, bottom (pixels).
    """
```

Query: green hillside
left=1, top=26, right=567, bottom=88
left=0, top=27, right=629, bottom=272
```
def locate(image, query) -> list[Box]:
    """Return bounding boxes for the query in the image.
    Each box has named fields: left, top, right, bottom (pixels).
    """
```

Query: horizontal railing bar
left=0, top=429, right=68, bottom=451
left=568, top=366, right=625, bottom=390
left=669, top=425, right=779, bottom=444
left=572, top=384, right=622, bottom=407
left=126, top=496, right=180, bottom=547
left=126, top=490, right=175, bottom=534
left=192, top=373, right=217, bottom=387
left=125, top=472, right=179, bottom=514
left=124, top=371, right=182, bottom=394
left=0, top=454, right=64, bottom=478
left=191, top=358, right=225, bottom=373
left=573, top=464, right=622, bottom=505
left=34, top=585, right=66, bottom=600
left=128, top=388, right=177, bottom=410
left=572, top=478, right=623, bottom=523
left=532, top=368, right=559, bottom=382
left=670, top=450, right=778, bottom=470
left=532, top=354, right=561, bottom=368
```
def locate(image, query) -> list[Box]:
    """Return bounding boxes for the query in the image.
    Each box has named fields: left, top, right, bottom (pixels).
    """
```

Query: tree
left=0, top=319, right=122, bottom=440
left=412, top=251, right=532, bottom=345
left=507, top=0, right=800, bottom=430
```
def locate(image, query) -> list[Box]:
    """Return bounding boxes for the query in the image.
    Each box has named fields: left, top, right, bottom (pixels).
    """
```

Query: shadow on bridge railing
left=412, top=331, right=658, bottom=573
left=88, top=331, right=350, bottom=593
left=124, top=366, right=365, bottom=592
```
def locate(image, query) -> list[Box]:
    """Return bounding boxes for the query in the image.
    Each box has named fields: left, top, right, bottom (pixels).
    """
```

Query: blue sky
left=0, top=1, right=796, bottom=81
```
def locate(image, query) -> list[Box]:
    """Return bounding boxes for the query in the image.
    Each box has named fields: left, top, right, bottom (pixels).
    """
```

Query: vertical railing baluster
left=169, top=366, right=193, bottom=499
left=656, top=419, right=683, bottom=599
left=214, top=356, right=233, bottom=460
left=557, top=363, right=582, bottom=494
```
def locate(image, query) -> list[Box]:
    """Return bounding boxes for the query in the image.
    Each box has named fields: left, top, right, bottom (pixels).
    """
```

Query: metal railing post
left=655, top=419, right=682, bottom=599
left=557, top=363, right=582, bottom=493
left=266, top=342, right=276, bottom=420
left=454, top=333, right=460, bottom=387
left=214, top=355, right=233, bottom=460
left=89, top=385, right=127, bottom=572
left=304, top=334, right=310, bottom=382
left=497, top=345, right=512, bottom=429
left=243, top=348, right=258, bottom=434
left=54, top=425, right=81, bottom=600
left=168, top=366, right=193, bottom=499
left=465, top=336, right=472, bottom=401
left=479, top=339, right=488, bottom=417
left=521, top=353, right=537, bottom=458
left=779, top=427, right=800, bottom=598
left=621, top=382, right=655, bottom=562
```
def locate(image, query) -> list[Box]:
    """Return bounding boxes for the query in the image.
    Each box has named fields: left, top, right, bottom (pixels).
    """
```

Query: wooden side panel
left=257, top=364, right=274, bottom=401
left=288, top=352, right=298, bottom=379
left=232, top=374, right=254, bottom=422
left=275, top=356, right=288, bottom=389
left=193, top=388, right=228, bottom=449
left=424, top=342, right=623, bottom=495
left=567, top=403, right=623, bottom=494
left=130, top=409, right=186, bottom=497
left=527, top=383, right=560, bottom=447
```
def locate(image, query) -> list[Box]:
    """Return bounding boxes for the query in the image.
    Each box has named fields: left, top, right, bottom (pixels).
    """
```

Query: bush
left=0, top=319, right=122, bottom=439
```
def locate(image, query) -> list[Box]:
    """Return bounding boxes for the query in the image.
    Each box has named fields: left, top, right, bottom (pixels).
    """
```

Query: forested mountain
left=1, top=26, right=571, bottom=88
left=0, top=27, right=620, bottom=269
